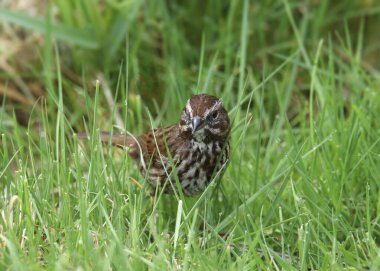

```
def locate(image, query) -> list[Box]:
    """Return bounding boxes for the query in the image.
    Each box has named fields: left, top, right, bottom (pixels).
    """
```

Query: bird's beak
left=192, top=116, right=204, bottom=133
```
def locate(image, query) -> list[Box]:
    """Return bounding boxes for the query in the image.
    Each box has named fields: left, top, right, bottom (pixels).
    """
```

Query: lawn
left=1, top=0, right=380, bottom=270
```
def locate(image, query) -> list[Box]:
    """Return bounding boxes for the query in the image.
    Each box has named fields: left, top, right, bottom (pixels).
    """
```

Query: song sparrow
left=78, top=94, right=231, bottom=196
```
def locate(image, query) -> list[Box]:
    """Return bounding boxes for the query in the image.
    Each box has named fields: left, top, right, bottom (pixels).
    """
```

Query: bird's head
left=180, top=94, right=230, bottom=142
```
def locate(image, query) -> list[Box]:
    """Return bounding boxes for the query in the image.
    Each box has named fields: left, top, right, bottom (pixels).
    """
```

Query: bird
left=77, top=94, right=231, bottom=196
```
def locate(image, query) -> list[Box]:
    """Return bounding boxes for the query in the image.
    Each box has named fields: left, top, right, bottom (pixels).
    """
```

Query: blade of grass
left=0, top=8, right=99, bottom=49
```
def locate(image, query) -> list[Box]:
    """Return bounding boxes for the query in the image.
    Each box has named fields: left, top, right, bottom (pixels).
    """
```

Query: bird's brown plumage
left=77, top=94, right=231, bottom=196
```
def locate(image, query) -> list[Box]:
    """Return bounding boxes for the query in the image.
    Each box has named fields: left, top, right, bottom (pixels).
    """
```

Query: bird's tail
left=76, top=131, right=135, bottom=148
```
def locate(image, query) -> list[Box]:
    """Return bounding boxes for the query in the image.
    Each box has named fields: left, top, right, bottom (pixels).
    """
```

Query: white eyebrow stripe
left=204, top=99, right=222, bottom=117
left=186, top=99, right=193, bottom=117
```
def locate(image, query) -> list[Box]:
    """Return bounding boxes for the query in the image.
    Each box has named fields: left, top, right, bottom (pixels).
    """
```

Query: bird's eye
left=211, top=111, right=218, bottom=119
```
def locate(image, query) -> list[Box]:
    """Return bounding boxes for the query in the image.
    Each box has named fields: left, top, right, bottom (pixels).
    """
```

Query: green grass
left=1, top=0, right=380, bottom=269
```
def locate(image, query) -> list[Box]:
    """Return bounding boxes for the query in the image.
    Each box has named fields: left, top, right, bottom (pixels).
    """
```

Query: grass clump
left=1, top=0, right=380, bottom=269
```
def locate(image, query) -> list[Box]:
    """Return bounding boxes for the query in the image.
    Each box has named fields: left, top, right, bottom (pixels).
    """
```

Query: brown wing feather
left=76, top=125, right=189, bottom=189
left=133, top=125, right=179, bottom=164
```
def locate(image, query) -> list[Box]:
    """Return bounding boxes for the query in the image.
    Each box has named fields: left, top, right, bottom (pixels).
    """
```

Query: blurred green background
left=1, top=0, right=380, bottom=270
left=1, top=0, right=379, bottom=128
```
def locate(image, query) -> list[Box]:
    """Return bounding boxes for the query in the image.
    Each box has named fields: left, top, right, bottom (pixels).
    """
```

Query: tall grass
left=1, top=0, right=380, bottom=269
